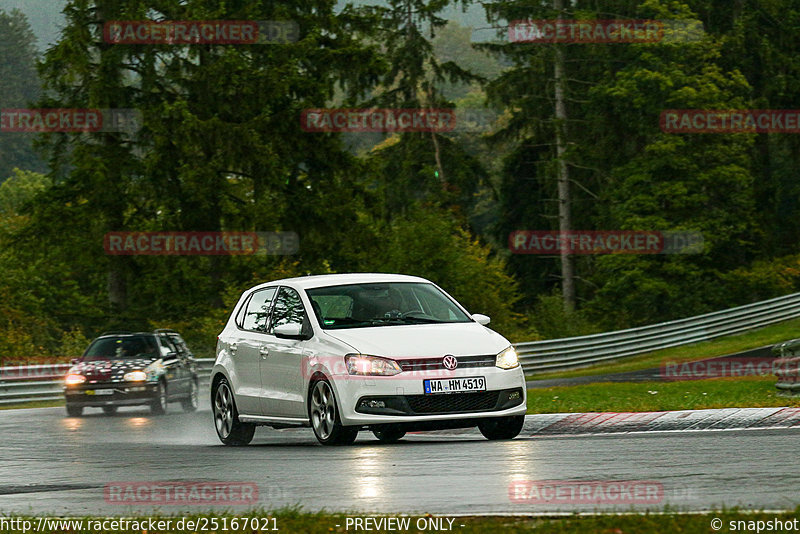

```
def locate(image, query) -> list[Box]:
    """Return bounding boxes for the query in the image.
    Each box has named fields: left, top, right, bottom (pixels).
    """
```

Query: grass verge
left=527, top=316, right=800, bottom=381
left=0, top=510, right=797, bottom=533
left=527, top=377, right=800, bottom=414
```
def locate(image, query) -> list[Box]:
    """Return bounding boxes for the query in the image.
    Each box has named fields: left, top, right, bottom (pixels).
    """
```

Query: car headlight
left=345, top=354, right=402, bottom=376
left=495, top=346, right=519, bottom=369
left=123, top=370, right=147, bottom=382
left=65, top=373, right=86, bottom=386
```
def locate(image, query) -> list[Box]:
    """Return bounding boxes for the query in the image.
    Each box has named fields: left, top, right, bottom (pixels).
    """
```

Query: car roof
left=96, top=330, right=182, bottom=339
left=247, top=273, right=431, bottom=292
left=96, top=332, right=154, bottom=338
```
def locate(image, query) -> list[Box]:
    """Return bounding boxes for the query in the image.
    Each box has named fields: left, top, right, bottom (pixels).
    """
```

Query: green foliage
left=368, top=132, right=486, bottom=217
left=58, top=327, right=91, bottom=359
left=718, top=254, right=800, bottom=306
left=0, top=9, right=46, bottom=180
left=0, top=168, right=93, bottom=361
left=0, top=168, right=50, bottom=216
left=6, top=0, right=800, bottom=360
left=584, top=2, right=759, bottom=326
left=531, top=291, right=599, bottom=340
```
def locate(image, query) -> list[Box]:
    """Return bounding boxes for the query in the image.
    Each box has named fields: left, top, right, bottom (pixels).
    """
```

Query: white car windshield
left=306, top=282, right=472, bottom=329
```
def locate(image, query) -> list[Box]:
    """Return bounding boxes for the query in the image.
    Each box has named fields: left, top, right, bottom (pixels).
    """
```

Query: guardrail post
left=773, top=340, right=800, bottom=396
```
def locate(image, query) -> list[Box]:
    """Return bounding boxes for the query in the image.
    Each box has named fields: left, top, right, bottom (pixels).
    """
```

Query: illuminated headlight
left=345, top=354, right=402, bottom=376
left=123, top=370, right=147, bottom=382
left=495, top=346, right=519, bottom=369
left=64, top=374, right=86, bottom=386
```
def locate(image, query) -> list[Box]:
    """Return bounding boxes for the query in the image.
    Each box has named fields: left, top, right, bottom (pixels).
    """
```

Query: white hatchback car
left=211, top=273, right=527, bottom=445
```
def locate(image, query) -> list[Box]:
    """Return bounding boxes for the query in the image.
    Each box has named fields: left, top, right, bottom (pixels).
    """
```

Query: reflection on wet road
left=1, top=402, right=799, bottom=515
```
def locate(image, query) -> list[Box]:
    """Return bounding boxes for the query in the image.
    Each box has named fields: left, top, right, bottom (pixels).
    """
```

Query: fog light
left=508, top=391, right=520, bottom=400
left=360, top=399, right=386, bottom=409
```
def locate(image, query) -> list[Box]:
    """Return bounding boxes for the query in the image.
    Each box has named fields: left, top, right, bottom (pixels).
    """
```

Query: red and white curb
left=523, top=407, right=800, bottom=435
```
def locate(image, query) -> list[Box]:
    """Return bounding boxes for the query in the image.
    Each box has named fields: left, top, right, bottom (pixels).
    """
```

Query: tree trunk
left=553, top=0, right=575, bottom=311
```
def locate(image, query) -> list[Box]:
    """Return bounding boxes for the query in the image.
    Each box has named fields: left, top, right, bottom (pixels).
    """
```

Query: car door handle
left=259, top=346, right=270, bottom=359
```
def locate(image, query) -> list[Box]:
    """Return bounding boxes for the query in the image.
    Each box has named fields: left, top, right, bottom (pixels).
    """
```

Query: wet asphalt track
left=2, top=397, right=800, bottom=516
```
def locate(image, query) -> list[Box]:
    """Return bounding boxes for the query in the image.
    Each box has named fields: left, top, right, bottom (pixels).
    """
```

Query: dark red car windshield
left=82, top=336, right=159, bottom=361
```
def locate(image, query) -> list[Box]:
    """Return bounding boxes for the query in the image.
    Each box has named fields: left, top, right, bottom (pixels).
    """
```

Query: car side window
left=235, top=295, right=250, bottom=327
left=242, top=288, right=277, bottom=332
left=167, top=334, right=191, bottom=357
left=158, top=335, right=176, bottom=358
left=269, top=287, right=307, bottom=334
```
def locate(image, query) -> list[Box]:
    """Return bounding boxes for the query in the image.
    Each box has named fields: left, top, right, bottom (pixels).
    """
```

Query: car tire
left=66, top=404, right=83, bottom=417
left=150, top=381, right=168, bottom=415
left=478, top=415, right=525, bottom=440
left=182, top=379, right=199, bottom=412
left=372, top=426, right=406, bottom=443
left=212, top=378, right=255, bottom=446
left=102, top=406, right=118, bottom=415
left=309, top=378, right=358, bottom=446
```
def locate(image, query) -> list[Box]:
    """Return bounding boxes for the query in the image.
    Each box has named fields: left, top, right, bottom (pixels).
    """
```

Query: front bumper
left=64, top=382, right=158, bottom=407
left=356, top=387, right=524, bottom=416
left=332, top=365, right=527, bottom=426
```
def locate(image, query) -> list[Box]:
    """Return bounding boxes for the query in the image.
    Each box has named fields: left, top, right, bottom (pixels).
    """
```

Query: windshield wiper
left=324, top=317, right=374, bottom=328
left=398, top=316, right=445, bottom=324
left=368, top=316, right=446, bottom=325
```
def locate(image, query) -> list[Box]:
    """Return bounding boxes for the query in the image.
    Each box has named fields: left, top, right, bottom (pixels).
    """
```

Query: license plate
left=86, top=389, right=114, bottom=396
left=424, top=376, right=486, bottom=394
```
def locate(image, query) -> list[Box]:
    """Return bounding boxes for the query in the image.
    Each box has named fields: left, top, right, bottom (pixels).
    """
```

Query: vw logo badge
left=443, top=355, right=458, bottom=370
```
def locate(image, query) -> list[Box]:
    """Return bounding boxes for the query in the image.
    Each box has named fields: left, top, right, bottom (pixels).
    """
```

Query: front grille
left=399, top=355, right=495, bottom=372
left=405, top=391, right=500, bottom=414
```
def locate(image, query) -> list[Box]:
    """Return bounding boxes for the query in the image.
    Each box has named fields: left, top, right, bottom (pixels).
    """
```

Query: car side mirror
left=472, top=314, right=491, bottom=326
left=274, top=323, right=305, bottom=339
left=163, top=352, right=178, bottom=361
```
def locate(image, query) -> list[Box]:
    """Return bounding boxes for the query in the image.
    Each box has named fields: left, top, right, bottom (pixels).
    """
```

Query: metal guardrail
left=4, top=291, right=800, bottom=405
left=0, top=359, right=216, bottom=406
left=516, top=292, right=800, bottom=374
